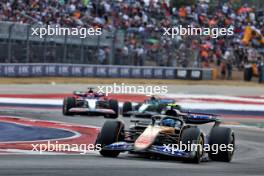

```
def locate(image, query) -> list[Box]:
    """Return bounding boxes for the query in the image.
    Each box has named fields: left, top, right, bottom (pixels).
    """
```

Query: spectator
left=97, top=48, right=106, bottom=64
left=257, top=57, right=264, bottom=83
left=226, top=59, right=233, bottom=80
left=0, top=0, right=263, bottom=71
left=220, top=60, right=226, bottom=79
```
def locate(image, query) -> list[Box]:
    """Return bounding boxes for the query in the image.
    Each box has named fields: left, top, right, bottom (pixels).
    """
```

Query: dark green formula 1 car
left=122, top=96, right=181, bottom=118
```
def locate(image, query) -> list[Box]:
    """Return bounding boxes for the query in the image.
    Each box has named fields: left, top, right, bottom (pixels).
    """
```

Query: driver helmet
left=161, top=118, right=176, bottom=127
left=88, top=88, right=94, bottom=93
left=150, top=96, right=156, bottom=101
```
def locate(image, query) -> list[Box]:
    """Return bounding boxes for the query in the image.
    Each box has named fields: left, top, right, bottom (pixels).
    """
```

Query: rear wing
left=181, top=111, right=221, bottom=125
left=131, top=111, right=221, bottom=126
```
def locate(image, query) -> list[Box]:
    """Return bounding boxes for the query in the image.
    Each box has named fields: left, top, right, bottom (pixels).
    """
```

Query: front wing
left=102, top=142, right=194, bottom=159
left=69, top=108, right=116, bottom=115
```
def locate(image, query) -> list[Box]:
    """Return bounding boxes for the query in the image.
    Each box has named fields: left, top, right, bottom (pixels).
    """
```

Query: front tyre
left=96, top=120, right=124, bottom=157
left=181, top=127, right=204, bottom=163
left=62, top=97, right=76, bottom=115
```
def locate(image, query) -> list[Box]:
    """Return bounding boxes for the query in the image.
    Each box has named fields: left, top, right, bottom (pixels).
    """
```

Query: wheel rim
left=229, top=134, right=235, bottom=157
left=197, top=136, right=204, bottom=158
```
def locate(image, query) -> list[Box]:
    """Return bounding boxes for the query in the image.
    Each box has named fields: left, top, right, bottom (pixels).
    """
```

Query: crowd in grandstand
left=0, top=0, right=263, bottom=80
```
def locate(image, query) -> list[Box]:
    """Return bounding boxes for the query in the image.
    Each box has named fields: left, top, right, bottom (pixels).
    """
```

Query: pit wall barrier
left=0, top=64, right=213, bottom=80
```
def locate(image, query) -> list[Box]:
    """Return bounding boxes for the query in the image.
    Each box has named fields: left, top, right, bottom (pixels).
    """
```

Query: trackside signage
left=0, top=64, right=212, bottom=80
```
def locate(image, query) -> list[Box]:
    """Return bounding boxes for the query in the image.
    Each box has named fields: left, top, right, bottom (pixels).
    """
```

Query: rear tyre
left=164, top=110, right=178, bottom=117
left=122, top=102, right=132, bottom=117
left=181, top=127, right=204, bottom=163
left=62, top=97, right=76, bottom=116
left=107, top=99, right=119, bottom=119
left=96, top=120, right=124, bottom=157
left=208, top=127, right=235, bottom=162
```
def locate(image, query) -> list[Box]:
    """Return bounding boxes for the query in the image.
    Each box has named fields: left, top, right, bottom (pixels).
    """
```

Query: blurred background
left=0, top=0, right=263, bottom=82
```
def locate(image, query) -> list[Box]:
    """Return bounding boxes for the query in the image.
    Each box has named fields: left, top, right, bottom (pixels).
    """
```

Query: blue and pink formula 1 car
left=96, top=110, right=235, bottom=163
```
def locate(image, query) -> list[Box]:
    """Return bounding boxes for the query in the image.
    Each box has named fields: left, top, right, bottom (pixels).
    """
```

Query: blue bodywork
left=103, top=142, right=194, bottom=159
left=101, top=113, right=219, bottom=160
left=185, top=113, right=219, bottom=124
left=159, top=99, right=175, bottom=104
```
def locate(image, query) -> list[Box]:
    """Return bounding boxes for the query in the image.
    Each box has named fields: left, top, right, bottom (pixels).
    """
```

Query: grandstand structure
left=0, top=21, right=125, bottom=64
left=0, top=0, right=263, bottom=69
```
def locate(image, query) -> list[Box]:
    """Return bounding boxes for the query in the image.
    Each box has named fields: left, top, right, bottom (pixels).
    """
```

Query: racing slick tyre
left=62, top=97, right=76, bottom=116
left=107, top=99, right=119, bottom=119
left=96, top=120, right=124, bottom=157
left=122, top=102, right=132, bottom=117
left=208, top=127, right=235, bottom=162
left=164, top=109, right=178, bottom=117
left=181, top=127, right=204, bottom=163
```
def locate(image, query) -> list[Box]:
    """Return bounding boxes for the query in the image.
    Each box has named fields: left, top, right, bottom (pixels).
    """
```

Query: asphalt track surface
left=0, top=85, right=263, bottom=176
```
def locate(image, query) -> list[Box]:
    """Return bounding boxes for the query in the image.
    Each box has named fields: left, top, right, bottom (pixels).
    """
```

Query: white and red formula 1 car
left=62, top=88, right=119, bottom=118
